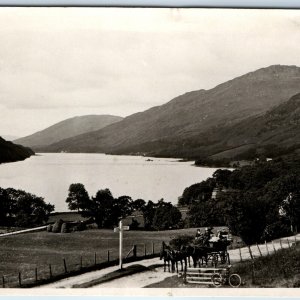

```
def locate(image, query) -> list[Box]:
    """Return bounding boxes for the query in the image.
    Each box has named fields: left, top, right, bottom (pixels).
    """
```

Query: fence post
left=49, top=264, right=52, bottom=278
left=238, top=247, right=243, bottom=262
left=272, top=241, right=276, bottom=253
left=18, top=272, right=22, bottom=287
left=107, top=250, right=110, bottom=262
left=35, top=267, right=38, bottom=283
left=133, top=245, right=137, bottom=258
left=256, top=243, right=262, bottom=257
left=80, top=256, right=83, bottom=269
left=144, top=244, right=147, bottom=257
left=279, top=239, right=283, bottom=249
left=295, top=235, right=297, bottom=245
left=63, top=258, right=67, bottom=273
left=2, top=275, right=5, bottom=288
left=265, top=241, right=269, bottom=255
left=248, top=245, right=254, bottom=260
left=152, top=242, right=155, bottom=255
left=94, top=253, right=97, bottom=265
left=287, top=238, right=291, bottom=249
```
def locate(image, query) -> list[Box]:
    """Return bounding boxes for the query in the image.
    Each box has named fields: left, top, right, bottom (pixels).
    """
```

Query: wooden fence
left=0, top=241, right=161, bottom=288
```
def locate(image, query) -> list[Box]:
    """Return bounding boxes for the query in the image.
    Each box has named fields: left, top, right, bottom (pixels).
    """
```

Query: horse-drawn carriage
left=159, top=228, right=241, bottom=287
left=160, top=228, right=232, bottom=273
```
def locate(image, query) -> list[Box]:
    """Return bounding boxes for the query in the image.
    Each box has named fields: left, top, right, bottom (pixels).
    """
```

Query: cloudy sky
left=1, top=8, right=300, bottom=137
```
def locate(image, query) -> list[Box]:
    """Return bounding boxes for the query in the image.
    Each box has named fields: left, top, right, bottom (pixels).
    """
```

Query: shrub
left=169, top=235, right=194, bottom=250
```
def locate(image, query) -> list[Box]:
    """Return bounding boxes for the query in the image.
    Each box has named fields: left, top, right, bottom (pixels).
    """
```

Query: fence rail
left=0, top=242, right=161, bottom=288
left=234, top=234, right=300, bottom=262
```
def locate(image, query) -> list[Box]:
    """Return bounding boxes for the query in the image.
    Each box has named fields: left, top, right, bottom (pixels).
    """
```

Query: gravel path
left=38, top=234, right=300, bottom=288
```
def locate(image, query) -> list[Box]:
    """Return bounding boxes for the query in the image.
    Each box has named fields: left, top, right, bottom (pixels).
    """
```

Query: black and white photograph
left=0, top=7, right=300, bottom=293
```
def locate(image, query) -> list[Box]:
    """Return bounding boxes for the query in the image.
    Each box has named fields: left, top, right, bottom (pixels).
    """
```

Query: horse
left=181, top=244, right=208, bottom=267
left=159, top=241, right=172, bottom=272
left=160, top=242, right=189, bottom=273
left=168, top=248, right=188, bottom=273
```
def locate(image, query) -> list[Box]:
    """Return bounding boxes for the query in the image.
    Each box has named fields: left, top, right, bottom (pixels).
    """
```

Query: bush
left=169, top=235, right=194, bottom=250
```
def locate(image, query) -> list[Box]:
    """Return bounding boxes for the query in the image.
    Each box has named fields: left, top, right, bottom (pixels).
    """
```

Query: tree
left=132, top=199, right=146, bottom=211
left=0, top=188, right=11, bottom=226
left=213, top=169, right=232, bottom=188
left=112, top=195, right=133, bottom=221
left=187, top=198, right=226, bottom=228
left=262, top=173, right=300, bottom=234
left=224, top=191, right=269, bottom=245
left=66, top=183, right=90, bottom=212
left=142, top=200, right=156, bottom=230
left=84, top=189, right=115, bottom=228
left=5, top=188, right=55, bottom=227
left=152, top=200, right=182, bottom=230
left=179, top=178, right=216, bottom=206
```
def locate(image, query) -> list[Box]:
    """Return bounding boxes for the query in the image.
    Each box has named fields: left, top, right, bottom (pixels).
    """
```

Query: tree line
left=66, top=184, right=182, bottom=230
left=0, top=188, right=54, bottom=227
left=179, top=155, right=300, bottom=245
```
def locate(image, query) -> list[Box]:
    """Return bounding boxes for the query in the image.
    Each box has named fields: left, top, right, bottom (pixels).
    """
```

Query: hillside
left=0, top=137, right=34, bottom=164
left=205, top=92, right=300, bottom=160
left=15, top=115, right=123, bottom=149
left=37, top=65, right=300, bottom=159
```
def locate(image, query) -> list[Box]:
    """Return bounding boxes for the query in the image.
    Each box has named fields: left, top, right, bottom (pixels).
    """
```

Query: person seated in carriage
left=194, top=229, right=204, bottom=245
left=195, top=229, right=201, bottom=239
left=217, top=228, right=229, bottom=241
left=203, top=227, right=214, bottom=246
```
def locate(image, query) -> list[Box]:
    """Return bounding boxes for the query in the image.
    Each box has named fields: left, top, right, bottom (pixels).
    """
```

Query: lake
left=0, top=153, right=219, bottom=211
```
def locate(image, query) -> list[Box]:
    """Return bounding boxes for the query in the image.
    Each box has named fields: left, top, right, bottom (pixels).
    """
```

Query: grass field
left=0, top=227, right=207, bottom=286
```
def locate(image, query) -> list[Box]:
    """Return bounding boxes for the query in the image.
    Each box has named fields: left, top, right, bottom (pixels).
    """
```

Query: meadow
left=0, top=227, right=202, bottom=287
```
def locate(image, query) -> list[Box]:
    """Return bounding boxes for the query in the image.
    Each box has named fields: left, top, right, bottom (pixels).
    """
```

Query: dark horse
left=181, top=244, right=208, bottom=267
left=160, top=241, right=172, bottom=272
left=160, top=242, right=188, bottom=273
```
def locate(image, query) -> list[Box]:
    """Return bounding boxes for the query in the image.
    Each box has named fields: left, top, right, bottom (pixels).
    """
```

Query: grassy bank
left=232, top=242, right=300, bottom=287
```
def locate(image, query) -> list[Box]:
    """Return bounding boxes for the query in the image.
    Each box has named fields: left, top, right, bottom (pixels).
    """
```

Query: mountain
left=15, top=115, right=123, bottom=149
left=36, top=65, right=300, bottom=159
left=0, top=137, right=34, bottom=164
left=204, top=92, right=300, bottom=160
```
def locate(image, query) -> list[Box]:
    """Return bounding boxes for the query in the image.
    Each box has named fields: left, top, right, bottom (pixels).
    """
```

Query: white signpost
left=114, top=220, right=130, bottom=269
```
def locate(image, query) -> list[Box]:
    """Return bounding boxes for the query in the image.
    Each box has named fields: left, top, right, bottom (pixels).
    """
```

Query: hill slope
left=15, top=115, right=123, bottom=149
left=0, top=137, right=34, bottom=164
left=205, top=92, right=300, bottom=160
left=38, top=65, right=300, bottom=158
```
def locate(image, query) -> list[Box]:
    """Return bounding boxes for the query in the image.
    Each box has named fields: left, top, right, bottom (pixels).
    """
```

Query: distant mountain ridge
left=15, top=115, right=123, bottom=149
left=0, top=137, right=34, bottom=164
left=34, top=65, right=300, bottom=160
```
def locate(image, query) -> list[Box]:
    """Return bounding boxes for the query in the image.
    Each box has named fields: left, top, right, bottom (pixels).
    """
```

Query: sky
left=1, top=8, right=300, bottom=137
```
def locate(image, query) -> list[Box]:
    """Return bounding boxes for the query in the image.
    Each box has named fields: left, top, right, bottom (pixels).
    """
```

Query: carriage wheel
left=229, top=274, right=242, bottom=288
left=211, top=273, right=223, bottom=287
